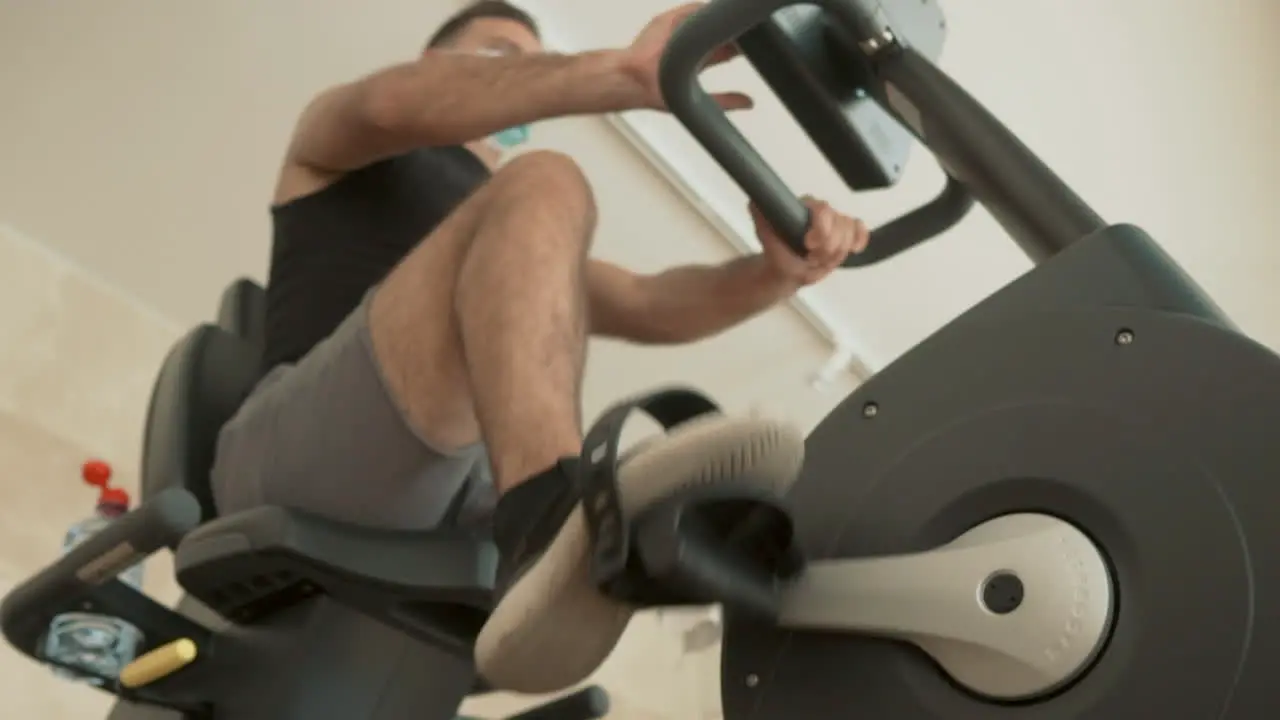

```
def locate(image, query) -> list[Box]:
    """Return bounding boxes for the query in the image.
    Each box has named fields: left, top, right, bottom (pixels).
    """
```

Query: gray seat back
left=216, top=278, right=268, bottom=348
left=139, top=278, right=266, bottom=519
left=139, top=325, right=260, bottom=520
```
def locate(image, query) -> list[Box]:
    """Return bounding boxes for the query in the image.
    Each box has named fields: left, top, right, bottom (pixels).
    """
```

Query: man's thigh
left=367, top=208, right=479, bottom=452
left=367, top=149, right=598, bottom=454
left=210, top=292, right=487, bottom=530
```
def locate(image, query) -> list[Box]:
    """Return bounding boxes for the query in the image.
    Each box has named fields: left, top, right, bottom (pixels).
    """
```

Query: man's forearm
left=367, top=50, right=639, bottom=147
left=629, top=255, right=799, bottom=344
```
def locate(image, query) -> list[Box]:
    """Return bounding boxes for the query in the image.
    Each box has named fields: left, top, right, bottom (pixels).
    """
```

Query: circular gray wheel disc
left=721, top=308, right=1278, bottom=719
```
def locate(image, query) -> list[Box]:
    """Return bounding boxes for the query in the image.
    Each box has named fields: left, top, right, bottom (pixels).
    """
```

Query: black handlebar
left=661, top=0, right=975, bottom=262
left=842, top=173, right=973, bottom=267
left=660, top=0, right=976, bottom=262
left=660, top=0, right=1106, bottom=266
left=660, top=0, right=816, bottom=250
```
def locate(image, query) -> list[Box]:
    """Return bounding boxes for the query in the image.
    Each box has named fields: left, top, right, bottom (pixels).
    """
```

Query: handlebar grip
left=1, top=488, right=201, bottom=659
left=661, top=0, right=975, bottom=264
left=660, top=0, right=811, bottom=253
left=844, top=173, right=974, bottom=267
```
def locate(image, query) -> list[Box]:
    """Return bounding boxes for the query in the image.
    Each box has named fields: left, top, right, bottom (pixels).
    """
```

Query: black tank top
left=264, top=146, right=490, bottom=369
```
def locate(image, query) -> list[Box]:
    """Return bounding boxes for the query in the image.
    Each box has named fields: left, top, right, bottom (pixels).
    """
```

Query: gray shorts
left=210, top=291, right=496, bottom=531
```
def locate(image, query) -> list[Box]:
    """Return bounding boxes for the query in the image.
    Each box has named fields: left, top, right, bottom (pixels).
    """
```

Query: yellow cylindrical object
left=119, top=638, right=199, bottom=689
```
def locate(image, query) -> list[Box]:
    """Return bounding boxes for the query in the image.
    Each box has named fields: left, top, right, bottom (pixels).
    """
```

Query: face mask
left=491, top=124, right=530, bottom=149
left=475, top=48, right=531, bottom=150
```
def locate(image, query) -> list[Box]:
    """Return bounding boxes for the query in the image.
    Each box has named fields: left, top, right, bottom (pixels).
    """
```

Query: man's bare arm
left=587, top=257, right=798, bottom=345
left=290, top=50, right=640, bottom=172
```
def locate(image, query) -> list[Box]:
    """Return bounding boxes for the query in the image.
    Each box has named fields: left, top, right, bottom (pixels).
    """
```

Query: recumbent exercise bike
left=6, top=0, right=1280, bottom=718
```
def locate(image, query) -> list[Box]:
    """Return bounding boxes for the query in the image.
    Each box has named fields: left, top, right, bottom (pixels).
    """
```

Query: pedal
left=631, top=486, right=806, bottom=619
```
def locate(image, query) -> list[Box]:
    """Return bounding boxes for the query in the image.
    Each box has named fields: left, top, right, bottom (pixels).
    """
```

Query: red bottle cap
left=83, top=459, right=129, bottom=510
left=83, top=459, right=113, bottom=488
left=99, top=486, right=131, bottom=509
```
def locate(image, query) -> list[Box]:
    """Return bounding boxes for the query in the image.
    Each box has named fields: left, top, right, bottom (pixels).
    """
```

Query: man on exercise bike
left=211, top=0, right=867, bottom=691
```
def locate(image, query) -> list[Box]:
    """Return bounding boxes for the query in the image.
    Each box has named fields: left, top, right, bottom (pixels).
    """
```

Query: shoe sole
left=474, top=414, right=806, bottom=694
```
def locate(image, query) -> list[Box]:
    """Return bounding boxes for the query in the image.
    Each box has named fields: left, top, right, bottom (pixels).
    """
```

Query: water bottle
left=42, top=460, right=146, bottom=684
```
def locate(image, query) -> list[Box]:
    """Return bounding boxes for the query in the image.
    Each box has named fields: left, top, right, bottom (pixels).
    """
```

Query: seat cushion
left=140, top=324, right=263, bottom=519
left=174, top=504, right=497, bottom=655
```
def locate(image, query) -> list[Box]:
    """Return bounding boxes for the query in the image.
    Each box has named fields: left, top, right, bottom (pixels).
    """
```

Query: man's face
left=448, top=16, right=543, bottom=57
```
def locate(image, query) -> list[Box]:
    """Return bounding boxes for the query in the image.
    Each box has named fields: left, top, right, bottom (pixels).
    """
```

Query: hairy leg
left=452, top=156, right=594, bottom=489
left=369, top=150, right=595, bottom=493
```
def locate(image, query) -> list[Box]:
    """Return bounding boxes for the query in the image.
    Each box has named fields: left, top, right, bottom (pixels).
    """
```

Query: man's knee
left=493, top=150, right=597, bottom=237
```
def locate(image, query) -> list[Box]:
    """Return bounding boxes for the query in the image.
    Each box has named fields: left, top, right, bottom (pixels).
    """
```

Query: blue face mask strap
left=492, top=125, right=531, bottom=148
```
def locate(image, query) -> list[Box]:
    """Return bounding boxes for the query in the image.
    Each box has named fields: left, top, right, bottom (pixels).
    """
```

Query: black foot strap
left=577, top=387, right=721, bottom=599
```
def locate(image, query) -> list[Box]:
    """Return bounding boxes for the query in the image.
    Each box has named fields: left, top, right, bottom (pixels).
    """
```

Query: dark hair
left=426, top=1, right=540, bottom=49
